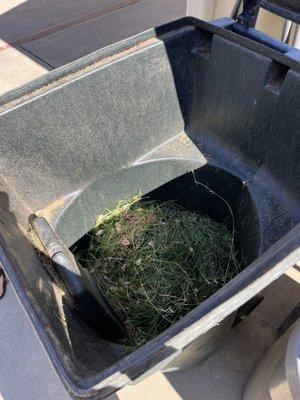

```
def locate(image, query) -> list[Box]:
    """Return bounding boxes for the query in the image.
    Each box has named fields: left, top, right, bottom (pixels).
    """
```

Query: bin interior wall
left=0, top=26, right=201, bottom=386
left=0, top=31, right=194, bottom=215
left=0, top=20, right=299, bottom=391
left=186, top=33, right=300, bottom=219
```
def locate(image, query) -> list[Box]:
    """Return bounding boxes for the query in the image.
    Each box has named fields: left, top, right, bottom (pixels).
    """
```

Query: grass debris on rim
left=84, top=195, right=240, bottom=352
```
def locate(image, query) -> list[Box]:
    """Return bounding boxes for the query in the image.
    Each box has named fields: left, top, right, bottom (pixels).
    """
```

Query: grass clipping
left=85, top=196, right=239, bottom=352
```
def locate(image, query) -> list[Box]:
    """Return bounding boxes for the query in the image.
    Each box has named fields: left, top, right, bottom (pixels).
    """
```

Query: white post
left=186, top=0, right=215, bottom=20
left=186, top=0, right=240, bottom=20
left=293, top=25, right=300, bottom=48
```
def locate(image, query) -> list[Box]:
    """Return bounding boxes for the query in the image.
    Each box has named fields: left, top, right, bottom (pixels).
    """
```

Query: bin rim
left=0, top=16, right=300, bottom=114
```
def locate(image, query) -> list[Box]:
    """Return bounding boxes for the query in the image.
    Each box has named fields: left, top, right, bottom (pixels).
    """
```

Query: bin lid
left=238, top=0, right=300, bottom=27
left=261, top=1, right=300, bottom=24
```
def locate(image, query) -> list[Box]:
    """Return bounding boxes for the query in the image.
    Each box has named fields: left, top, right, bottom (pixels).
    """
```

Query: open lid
left=238, top=0, right=300, bottom=27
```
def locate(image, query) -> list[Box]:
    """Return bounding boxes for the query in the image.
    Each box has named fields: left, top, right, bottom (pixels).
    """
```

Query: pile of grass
left=85, top=196, right=239, bottom=352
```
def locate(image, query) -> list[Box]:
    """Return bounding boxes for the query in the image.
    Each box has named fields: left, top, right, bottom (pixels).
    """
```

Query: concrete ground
left=0, top=0, right=186, bottom=94
left=0, top=0, right=186, bottom=95
left=0, top=1, right=299, bottom=400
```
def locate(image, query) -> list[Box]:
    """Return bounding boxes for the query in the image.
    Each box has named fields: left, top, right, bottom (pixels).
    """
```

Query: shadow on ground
left=0, top=0, right=186, bottom=68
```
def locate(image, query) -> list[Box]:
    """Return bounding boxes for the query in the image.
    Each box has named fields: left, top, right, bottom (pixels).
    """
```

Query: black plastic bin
left=0, top=13, right=299, bottom=400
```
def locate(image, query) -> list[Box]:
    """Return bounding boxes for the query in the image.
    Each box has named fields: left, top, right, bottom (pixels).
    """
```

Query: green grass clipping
left=85, top=196, right=240, bottom=352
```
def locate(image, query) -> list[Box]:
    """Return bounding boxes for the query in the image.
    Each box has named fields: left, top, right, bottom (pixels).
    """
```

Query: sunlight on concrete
left=118, top=372, right=183, bottom=400
left=0, top=0, right=27, bottom=15
left=0, top=43, right=48, bottom=95
left=284, top=263, right=300, bottom=285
